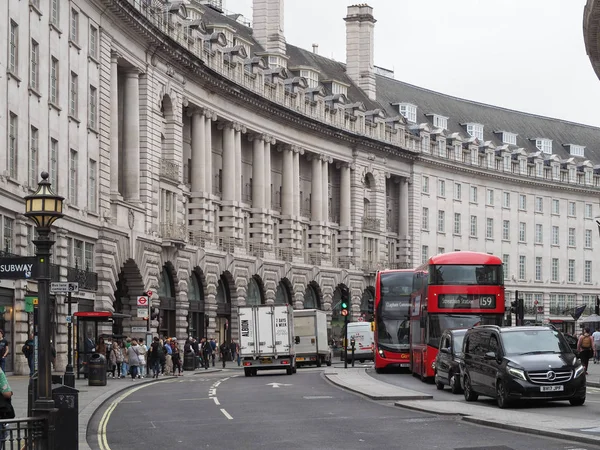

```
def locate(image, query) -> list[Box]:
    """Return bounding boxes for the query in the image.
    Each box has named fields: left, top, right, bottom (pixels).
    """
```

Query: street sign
left=131, top=326, right=147, bottom=333
left=137, top=308, right=148, bottom=318
left=0, top=257, right=38, bottom=279
left=357, top=317, right=364, bottom=322
left=50, top=282, right=79, bottom=294
left=537, top=306, right=544, bottom=313
left=136, top=296, right=149, bottom=306
left=66, top=316, right=72, bottom=323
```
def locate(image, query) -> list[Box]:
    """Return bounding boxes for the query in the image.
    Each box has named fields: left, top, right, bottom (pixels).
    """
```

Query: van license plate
left=399, top=364, right=409, bottom=368
left=296, top=357, right=305, bottom=362
left=540, top=385, right=564, bottom=392
left=260, top=358, right=272, bottom=364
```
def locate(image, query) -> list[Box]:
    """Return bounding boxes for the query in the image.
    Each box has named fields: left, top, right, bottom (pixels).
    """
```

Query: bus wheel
left=375, top=367, right=384, bottom=374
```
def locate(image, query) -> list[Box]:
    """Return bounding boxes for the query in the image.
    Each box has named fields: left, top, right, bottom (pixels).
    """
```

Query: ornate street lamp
left=24, top=172, right=64, bottom=429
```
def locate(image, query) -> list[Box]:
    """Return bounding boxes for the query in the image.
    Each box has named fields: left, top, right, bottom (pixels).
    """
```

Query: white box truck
left=293, top=309, right=332, bottom=367
left=345, top=321, right=374, bottom=363
left=238, top=304, right=297, bottom=377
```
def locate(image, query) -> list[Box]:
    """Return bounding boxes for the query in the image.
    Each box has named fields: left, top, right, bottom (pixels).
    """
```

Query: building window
left=502, top=132, right=517, bottom=145
left=569, top=145, right=585, bottom=157
left=398, top=103, right=417, bottom=123
left=2, top=218, right=14, bottom=253
left=437, top=140, right=447, bottom=158
left=454, top=213, right=461, bottom=235
left=300, top=69, right=319, bottom=88
left=69, top=149, right=78, bottom=205
left=30, top=40, right=39, bottom=90
left=585, top=261, right=592, bottom=283
left=585, top=229, right=592, bottom=248
left=454, top=182, right=461, bottom=200
left=466, top=123, right=484, bottom=140
left=552, top=165, right=560, bottom=180
left=502, top=255, right=510, bottom=280
left=502, top=220, right=510, bottom=240
left=421, top=245, right=429, bottom=264
left=88, top=159, right=97, bottom=213
left=568, top=228, right=575, bottom=247
left=8, top=113, right=18, bottom=178
left=438, top=179, right=445, bottom=197
left=518, top=194, right=526, bottom=210
left=50, top=138, right=58, bottom=189
left=535, top=162, right=543, bottom=177
left=89, top=25, right=98, bottom=59
left=535, top=197, right=543, bottom=213
left=503, top=155, right=511, bottom=172
left=84, top=242, right=94, bottom=270
left=519, top=256, right=526, bottom=280
left=519, top=222, right=526, bottom=242
left=552, top=226, right=559, bottom=246
left=535, top=224, right=543, bottom=244
left=585, top=203, right=593, bottom=219
left=50, top=57, right=59, bottom=104
left=422, top=135, right=430, bottom=154
left=51, top=0, right=59, bottom=25
left=331, top=82, right=347, bottom=96
left=422, top=176, right=429, bottom=194
left=551, top=199, right=560, bottom=215
left=30, top=126, right=39, bottom=187
left=568, top=201, right=576, bottom=217
left=552, top=258, right=559, bottom=282
left=89, top=86, right=98, bottom=129
left=486, top=218, right=493, bottom=239
left=470, top=186, right=478, bottom=203
left=438, top=247, right=445, bottom=255
left=9, top=20, right=18, bottom=73
left=432, top=115, right=448, bottom=130
left=470, top=215, right=477, bottom=237
left=70, top=72, right=78, bottom=117
left=503, top=192, right=510, bottom=208
left=568, top=260, right=575, bottom=283
left=535, top=138, right=552, bottom=154
left=437, top=211, right=445, bottom=233
left=486, top=189, right=494, bottom=206
left=70, top=9, right=79, bottom=43
left=422, top=207, right=429, bottom=230
left=535, top=257, right=542, bottom=281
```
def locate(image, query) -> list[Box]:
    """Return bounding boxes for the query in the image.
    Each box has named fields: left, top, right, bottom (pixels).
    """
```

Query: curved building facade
left=1, top=0, right=599, bottom=373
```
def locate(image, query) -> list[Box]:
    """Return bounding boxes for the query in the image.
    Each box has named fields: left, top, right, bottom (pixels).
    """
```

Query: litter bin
left=183, top=352, right=196, bottom=371
left=52, top=384, right=79, bottom=450
left=88, top=353, right=107, bottom=386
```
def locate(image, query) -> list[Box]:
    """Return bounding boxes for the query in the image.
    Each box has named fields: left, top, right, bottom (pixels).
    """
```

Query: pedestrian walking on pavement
left=201, top=338, right=212, bottom=370
left=109, top=342, right=122, bottom=378
left=159, top=339, right=167, bottom=375
left=210, top=338, right=217, bottom=367
left=577, top=327, right=594, bottom=374
left=172, top=340, right=183, bottom=376
left=592, top=328, right=600, bottom=363
left=220, top=341, right=229, bottom=369
left=229, top=339, right=239, bottom=367
left=149, top=337, right=163, bottom=378
left=138, top=339, right=148, bottom=378
left=22, top=334, right=35, bottom=377
left=0, top=331, right=9, bottom=374
left=0, top=368, right=13, bottom=449
left=127, top=339, right=142, bottom=380
left=120, top=341, right=129, bottom=378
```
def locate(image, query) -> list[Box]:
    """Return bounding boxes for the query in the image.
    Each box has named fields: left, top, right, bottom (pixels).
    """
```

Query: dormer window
left=213, top=27, right=234, bottom=47
left=268, top=55, right=286, bottom=69
left=234, top=37, right=251, bottom=57
left=396, top=103, right=417, bottom=123
left=331, top=81, right=347, bottom=96
left=567, top=144, right=585, bottom=157
left=502, top=132, right=517, bottom=146
left=300, top=69, right=319, bottom=88
left=535, top=138, right=552, bottom=154
left=465, top=123, right=484, bottom=141
left=430, top=114, right=448, bottom=130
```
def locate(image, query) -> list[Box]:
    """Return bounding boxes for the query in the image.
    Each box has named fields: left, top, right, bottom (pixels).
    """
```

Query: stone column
left=252, top=135, right=265, bottom=209
left=340, top=163, right=351, bottom=227
left=311, top=155, right=323, bottom=222
left=190, top=110, right=205, bottom=193
left=205, top=112, right=214, bottom=195
left=322, top=157, right=330, bottom=221
left=264, top=135, right=273, bottom=209
left=281, top=146, right=294, bottom=216
left=292, top=147, right=301, bottom=216
left=399, top=177, right=409, bottom=237
left=122, top=69, right=140, bottom=202
left=222, top=123, right=236, bottom=201
left=110, top=52, right=120, bottom=198
left=234, top=123, right=245, bottom=202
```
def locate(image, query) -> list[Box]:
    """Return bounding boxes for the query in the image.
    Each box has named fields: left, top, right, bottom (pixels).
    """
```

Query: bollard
left=351, top=338, right=356, bottom=368
left=52, top=384, right=79, bottom=450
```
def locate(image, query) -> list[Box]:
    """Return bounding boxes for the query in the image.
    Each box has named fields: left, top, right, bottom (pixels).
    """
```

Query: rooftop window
left=268, top=55, right=286, bottom=69
left=300, top=69, right=319, bottom=88
left=535, top=138, right=552, bottom=154
left=465, top=123, right=484, bottom=141
left=431, top=114, right=448, bottom=130
left=331, top=81, right=347, bottom=96
left=568, top=144, right=585, bottom=157
left=397, top=103, right=417, bottom=123
left=502, top=132, right=517, bottom=146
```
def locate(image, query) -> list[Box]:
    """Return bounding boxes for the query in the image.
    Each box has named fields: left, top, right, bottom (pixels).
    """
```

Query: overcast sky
left=224, top=0, right=600, bottom=127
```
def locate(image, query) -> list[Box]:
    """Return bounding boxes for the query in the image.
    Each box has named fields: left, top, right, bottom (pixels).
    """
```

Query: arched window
left=275, top=282, right=291, bottom=305
left=158, top=267, right=174, bottom=299
left=189, top=273, right=202, bottom=302
left=247, top=277, right=262, bottom=305
left=304, top=285, right=319, bottom=309
left=216, top=279, right=228, bottom=304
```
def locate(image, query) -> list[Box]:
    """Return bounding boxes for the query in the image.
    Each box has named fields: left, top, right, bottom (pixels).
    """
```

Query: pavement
left=87, top=369, right=592, bottom=450
left=585, top=358, right=600, bottom=387
left=8, top=367, right=222, bottom=449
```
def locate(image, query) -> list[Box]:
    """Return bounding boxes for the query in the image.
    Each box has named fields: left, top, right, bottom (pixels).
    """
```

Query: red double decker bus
left=374, top=269, right=413, bottom=373
left=410, top=252, right=505, bottom=381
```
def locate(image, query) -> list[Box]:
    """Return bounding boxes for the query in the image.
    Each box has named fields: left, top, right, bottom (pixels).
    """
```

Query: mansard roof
left=376, top=76, right=600, bottom=163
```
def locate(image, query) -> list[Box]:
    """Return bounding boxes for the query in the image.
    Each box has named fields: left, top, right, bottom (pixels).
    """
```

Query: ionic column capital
left=233, top=122, right=246, bottom=133
left=261, top=134, right=276, bottom=145
left=291, top=145, right=304, bottom=155
left=319, top=154, right=333, bottom=163
left=336, top=161, right=354, bottom=170
left=111, top=50, right=122, bottom=62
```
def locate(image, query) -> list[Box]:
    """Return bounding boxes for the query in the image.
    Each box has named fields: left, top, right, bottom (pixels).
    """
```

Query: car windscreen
left=501, top=329, right=572, bottom=355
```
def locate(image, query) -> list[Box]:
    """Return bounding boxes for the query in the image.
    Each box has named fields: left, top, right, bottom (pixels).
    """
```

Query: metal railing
left=218, top=237, right=241, bottom=253
left=66, top=264, right=98, bottom=291
left=247, top=242, right=272, bottom=258
left=333, top=255, right=356, bottom=269
left=159, top=158, right=180, bottom=183
left=0, top=417, right=46, bottom=449
left=160, top=221, right=187, bottom=242
left=276, top=247, right=294, bottom=262
left=362, top=217, right=381, bottom=232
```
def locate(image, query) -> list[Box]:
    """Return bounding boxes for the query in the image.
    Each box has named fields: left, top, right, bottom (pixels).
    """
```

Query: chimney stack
left=312, top=43, right=319, bottom=54
left=344, top=4, right=377, bottom=100
left=252, top=0, right=286, bottom=55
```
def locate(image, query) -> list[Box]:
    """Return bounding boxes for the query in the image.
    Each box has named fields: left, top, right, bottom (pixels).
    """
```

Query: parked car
left=460, top=325, right=586, bottom=408
left=434, top=329, right=467, bottom=394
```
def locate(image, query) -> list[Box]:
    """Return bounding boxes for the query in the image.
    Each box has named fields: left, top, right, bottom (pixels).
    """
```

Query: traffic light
left=367, top=296, right=374, bottom=315
left=341, top=289, right=350, bottom=317
left=517, top=298, right=525, bottom=325
left=510, top=300, right=518, bottom=316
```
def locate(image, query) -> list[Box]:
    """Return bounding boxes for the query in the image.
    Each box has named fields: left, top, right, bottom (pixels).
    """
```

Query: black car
left=434, top=328, right=466, bottom=394
left=460, top=325, right=586, bottom=408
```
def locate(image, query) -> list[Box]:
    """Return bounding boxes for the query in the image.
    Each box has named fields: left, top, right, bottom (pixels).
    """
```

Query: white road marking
left=120, top=400, right=141, bottom=404
left=179, top=398, right=211, bottom=401
left=215, top=381, right=221, bottom=387
left=213, top=397, right=220, bottom=405
left=266, top=382, right=292, bottom=388
left=303, top=396, right=333, bottom=399
left=220, top=408, right=233, bottom=420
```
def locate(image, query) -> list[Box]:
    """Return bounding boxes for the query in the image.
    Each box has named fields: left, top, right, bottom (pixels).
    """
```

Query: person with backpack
left=149, top=337, right=163, bottom=379
left=22, top=334, right=35, bottom=377
left=577, top=327, right=595, bottom=374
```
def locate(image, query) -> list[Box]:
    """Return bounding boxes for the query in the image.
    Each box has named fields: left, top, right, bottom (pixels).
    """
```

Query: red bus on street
left=374, top=269, right=413, bottom=373
left=410, top=252, right=505, bottom=381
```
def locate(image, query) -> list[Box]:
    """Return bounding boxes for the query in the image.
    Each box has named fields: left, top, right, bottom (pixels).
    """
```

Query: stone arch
left=157, top=262, right=178, bottom=338
left=188, top=267, right=207, bottom=339
left=363, top=172, right=377, bottom=218
left=214, top=271, right=234, bottom=343
left=113, top=258, right=144, bottom=336
left=275, top=278, right=293, bottom=305
left=363, top=172, right=376, bottom=189
left=247, top=275, right=266, bottom=306
left=304, top=281, right=323, bottom=310
left=360, top=286, right=375, bottom=321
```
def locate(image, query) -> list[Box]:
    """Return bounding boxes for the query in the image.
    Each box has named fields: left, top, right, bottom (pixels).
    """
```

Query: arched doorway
left=113, top=259, right=144, bottom=338
left=360, top=287, right=375, bottom=321
left=275, top=279, right=292, bottom=305
left=158, top=265, right=176, bottom=338
left=303, top=283, right=321, bottom=309
left=246, top=277, right=264, bottom=306
left=215, top=274, right=232, bottom=343
left=188, top=270, right=205, bottom=339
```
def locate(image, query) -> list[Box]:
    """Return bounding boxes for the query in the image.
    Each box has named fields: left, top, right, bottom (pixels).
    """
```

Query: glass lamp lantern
left=24, top=172, right=64, bottom=229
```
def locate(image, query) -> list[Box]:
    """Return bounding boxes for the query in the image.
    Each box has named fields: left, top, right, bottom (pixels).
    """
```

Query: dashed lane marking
left=179, top=398, right=212, bottom=401
left=213, top=397, right=220, bottom=405
left=220, top=408, right=233, bottom=420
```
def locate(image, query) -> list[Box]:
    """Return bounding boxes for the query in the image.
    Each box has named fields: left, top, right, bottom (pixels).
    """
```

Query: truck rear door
left=295, top=315, right=316, bottom=354
left=273, top=306, right=292, bottom=356
left=256, top=306, right=275, bottom=356
left=238, top=307, right=255, bottom=357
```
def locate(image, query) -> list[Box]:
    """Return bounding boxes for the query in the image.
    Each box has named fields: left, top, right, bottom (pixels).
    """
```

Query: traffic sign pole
left=64, top=291, right=75, bottom=388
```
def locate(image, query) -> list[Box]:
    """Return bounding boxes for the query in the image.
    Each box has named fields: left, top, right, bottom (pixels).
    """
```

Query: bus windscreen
left=430, top=264, right=503, bottom=286
left=377, top=272, right=412, bottom=351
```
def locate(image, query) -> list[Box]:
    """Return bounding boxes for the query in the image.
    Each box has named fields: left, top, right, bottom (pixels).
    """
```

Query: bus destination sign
left=437, top=294, right=496, bottom=309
